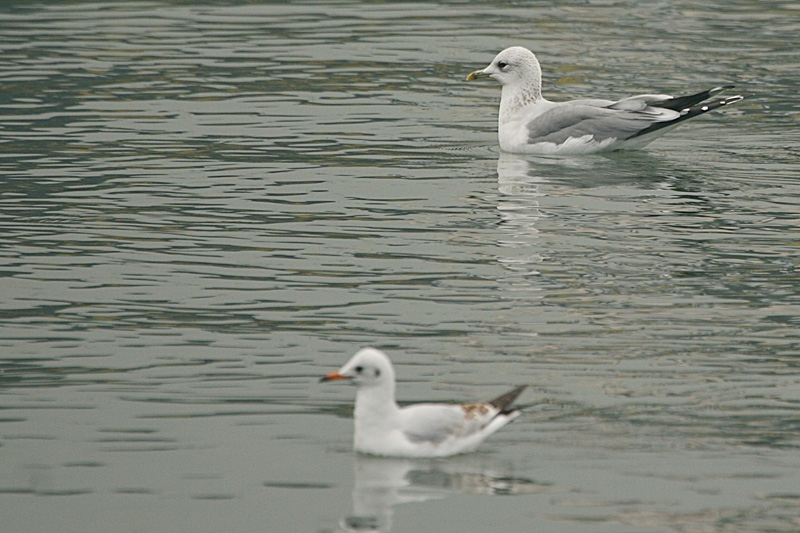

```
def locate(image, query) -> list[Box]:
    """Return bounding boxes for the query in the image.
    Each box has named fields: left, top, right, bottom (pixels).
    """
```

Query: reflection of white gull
left=321, top=348, right=526, bottom=457
left=340, top=456, right=546, bottom=533
left=496, top=153, right=546, bottom=233
left=495, top=153, right=547, bottom=278
left=467, top=46, right=744, bottom=154
left=341, top=458, right=443, bottom=532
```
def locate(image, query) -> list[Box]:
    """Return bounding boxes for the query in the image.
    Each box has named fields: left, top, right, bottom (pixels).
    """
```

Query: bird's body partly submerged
left=321, top=348, right=527, bottom=457
left=467, top=46, right=744, bottom=155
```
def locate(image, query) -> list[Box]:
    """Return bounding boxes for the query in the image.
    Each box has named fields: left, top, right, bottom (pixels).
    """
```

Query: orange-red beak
left=319, top=371, right=350, bottom=383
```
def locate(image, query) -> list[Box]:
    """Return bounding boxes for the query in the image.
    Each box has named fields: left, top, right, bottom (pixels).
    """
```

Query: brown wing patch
left=460, top=402, right=491, bottom=420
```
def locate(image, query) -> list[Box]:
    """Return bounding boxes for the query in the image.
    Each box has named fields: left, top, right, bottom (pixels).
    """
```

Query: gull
left=321, top=348, right=527, bottom=457
left=466, top=46, right=744, bottom=154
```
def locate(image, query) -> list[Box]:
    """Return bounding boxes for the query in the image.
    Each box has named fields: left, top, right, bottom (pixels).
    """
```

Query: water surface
left=1, top=2, right=799, bottom=532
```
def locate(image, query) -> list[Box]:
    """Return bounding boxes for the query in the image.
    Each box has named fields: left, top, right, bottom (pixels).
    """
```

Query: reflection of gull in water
left=496, top=153, right=547, bottom=278
left=340, top=455, right=547, bottom=532
left=497, top=153, right=547, bottom=219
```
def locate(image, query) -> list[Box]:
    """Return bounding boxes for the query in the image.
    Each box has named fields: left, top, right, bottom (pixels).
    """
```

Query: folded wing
left=399, top=403, right=483, bottom=444
left=399, top=385, right=528, bottom=445
left=527, top=104, right=677, bottom=145
left=526, top=86, right=741, bottom=147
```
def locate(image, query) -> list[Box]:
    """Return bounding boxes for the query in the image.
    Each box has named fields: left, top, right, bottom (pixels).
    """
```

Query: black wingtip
left=656, top=85, right=744, bottom=113
left=710, top=84, right=736, bottom=96
left=489, top=385, right=528, bottom=412
left=629, top=91, right=746, bottom=140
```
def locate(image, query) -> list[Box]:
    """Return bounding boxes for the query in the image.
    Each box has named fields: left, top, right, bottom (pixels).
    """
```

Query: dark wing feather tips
left=628, top=88, right=744, bottom=139
left=489, top=385, right=528, bottom=414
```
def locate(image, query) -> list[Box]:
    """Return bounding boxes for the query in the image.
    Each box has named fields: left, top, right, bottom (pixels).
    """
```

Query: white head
left=467, top=46, right=543, bottom=105
left=485, top=47, right=541, bottom=85
left=321, top=347, right=396, bottom=389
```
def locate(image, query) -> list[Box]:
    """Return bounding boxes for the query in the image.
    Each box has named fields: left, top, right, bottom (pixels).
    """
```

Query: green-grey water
left=1, top=2, right=798, bottom=532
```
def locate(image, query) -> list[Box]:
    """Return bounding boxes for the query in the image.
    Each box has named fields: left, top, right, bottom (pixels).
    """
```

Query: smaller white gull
left=467, top=46, right=745, bottom=154
left=321, top=348, right=527, bottom=457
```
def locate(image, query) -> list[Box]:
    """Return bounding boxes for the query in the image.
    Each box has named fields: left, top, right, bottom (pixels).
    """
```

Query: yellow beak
left=466, top=69, right=485, bottom=81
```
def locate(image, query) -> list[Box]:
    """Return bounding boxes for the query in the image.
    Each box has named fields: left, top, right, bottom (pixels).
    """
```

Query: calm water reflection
left=340, top=456, right=546, bottom=532
left=1, top=2, right=799, bottom=532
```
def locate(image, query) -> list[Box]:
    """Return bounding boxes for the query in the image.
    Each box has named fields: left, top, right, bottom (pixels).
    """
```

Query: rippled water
left=1, top=2, right=799, bottom=532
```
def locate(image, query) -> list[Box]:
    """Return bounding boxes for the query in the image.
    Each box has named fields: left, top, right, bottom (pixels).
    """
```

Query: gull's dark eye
left=498, top=60, right=508, bottom=70
left=355, top=365, right=363, bottom=374
left=375, top=369, right=381, bottom=377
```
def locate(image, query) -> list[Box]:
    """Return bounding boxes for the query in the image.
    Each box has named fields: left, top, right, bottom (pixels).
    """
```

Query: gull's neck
left=354, top=382, right=400, bottom=431
left=499, top=77, right=543, bottom=126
